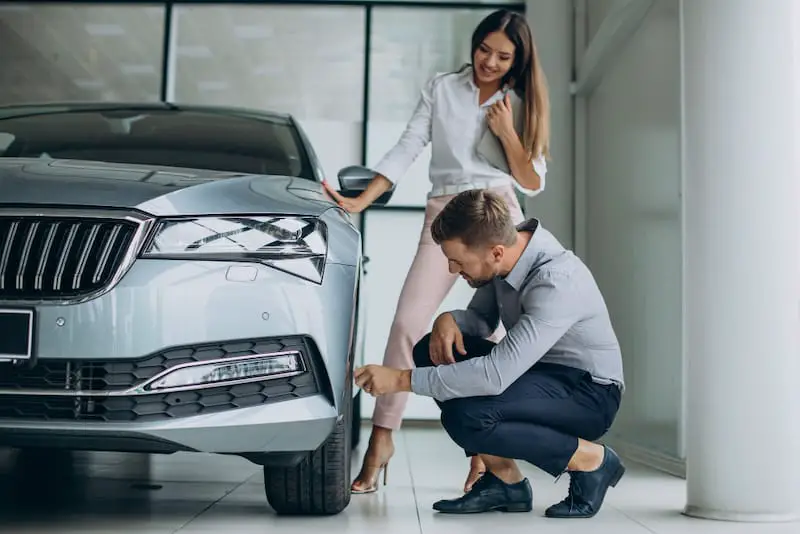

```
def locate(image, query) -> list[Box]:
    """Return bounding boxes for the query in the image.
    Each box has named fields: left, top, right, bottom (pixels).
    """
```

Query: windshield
left=0, top=107, right=316, bottom=180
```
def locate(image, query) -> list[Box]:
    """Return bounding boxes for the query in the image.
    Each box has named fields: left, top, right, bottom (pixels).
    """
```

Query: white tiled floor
left=0, top=425, right=795, bottom=533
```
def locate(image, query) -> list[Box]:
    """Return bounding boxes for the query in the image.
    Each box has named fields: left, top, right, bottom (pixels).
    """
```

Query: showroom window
left=0, top=3, right=166, bottom=104
left=170, top=4, right=366, bottom=181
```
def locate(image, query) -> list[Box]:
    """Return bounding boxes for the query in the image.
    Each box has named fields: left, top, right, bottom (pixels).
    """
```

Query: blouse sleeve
left=371, top=75, right=440, bottom=184
left=512, top=154, right=548, bottom=197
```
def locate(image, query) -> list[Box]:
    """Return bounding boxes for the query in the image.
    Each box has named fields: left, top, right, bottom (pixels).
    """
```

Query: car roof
left=0, top=101, right=295, bottom=124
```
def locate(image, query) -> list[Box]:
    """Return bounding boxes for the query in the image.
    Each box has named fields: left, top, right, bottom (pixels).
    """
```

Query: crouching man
left=355, top=189, right=626, bottom=518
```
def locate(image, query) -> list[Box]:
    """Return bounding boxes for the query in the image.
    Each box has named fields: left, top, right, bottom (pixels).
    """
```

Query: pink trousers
left=371, top=185, right=525, bottom=430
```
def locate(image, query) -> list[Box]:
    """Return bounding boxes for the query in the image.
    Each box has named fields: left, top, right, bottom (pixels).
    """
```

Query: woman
left=324, top=9, right=551, bottom=495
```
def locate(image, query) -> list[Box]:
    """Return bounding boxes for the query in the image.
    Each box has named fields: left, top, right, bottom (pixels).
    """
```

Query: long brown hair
left=471, top=10, right=551, bottom=160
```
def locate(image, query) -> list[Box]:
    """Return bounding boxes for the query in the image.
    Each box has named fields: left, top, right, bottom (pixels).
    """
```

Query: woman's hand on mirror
left=322, top=180, right=369, bottom=213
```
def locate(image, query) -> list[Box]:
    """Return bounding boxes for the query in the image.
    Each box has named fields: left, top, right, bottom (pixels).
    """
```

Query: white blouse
left=373, top=66, right=547, bottom=199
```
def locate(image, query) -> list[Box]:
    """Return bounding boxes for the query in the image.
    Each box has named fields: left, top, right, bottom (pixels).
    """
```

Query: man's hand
left=354, top=365, right=411, bottom=396
left=430, top=312, right=467, bottom=366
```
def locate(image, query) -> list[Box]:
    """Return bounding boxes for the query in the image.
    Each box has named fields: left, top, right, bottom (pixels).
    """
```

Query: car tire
left=263, top=392, right=352, bottom=515
left=351, top=390, right=362, bottom=450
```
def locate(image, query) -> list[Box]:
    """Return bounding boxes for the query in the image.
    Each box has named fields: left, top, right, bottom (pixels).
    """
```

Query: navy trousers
left=412, top=333, right=621, bottom=477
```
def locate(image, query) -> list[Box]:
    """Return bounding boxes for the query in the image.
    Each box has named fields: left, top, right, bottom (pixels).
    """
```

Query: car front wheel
left=263, top=395, right=352, bottom=515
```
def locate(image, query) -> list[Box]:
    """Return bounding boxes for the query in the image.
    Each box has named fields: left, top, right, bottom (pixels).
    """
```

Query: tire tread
left=264, top=401, right=351, bottom=515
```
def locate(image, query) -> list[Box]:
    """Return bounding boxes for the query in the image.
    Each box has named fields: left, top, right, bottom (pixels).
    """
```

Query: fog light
left=144, top=352, right=304, bottom=392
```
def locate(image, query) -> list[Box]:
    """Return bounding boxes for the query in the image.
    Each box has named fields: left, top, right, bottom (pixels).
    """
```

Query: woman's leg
left=352, top=194, right=459, bottom=492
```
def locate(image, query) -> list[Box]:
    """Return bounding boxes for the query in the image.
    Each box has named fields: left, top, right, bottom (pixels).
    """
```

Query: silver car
left=0, top=103, right=395, bottom=515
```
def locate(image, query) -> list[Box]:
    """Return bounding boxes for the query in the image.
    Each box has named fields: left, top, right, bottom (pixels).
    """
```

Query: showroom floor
left=0, top=425, right=794, bottom=534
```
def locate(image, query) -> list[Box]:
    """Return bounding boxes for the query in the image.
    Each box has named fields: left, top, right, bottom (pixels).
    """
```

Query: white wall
left=583, top=0, right=683, bottom=459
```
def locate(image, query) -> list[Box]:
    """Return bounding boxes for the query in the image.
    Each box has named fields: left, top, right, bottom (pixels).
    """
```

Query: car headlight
left=140, top=216, right=328, bottom=283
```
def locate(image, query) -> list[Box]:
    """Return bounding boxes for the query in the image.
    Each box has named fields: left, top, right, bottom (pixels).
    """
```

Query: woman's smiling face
left=472, top=30, right=516, bottom=85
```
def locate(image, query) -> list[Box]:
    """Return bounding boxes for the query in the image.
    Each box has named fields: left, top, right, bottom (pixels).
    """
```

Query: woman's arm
left=326, top=75, right=440, bottom=213
left=486, top=94, right=547, bottom=197
left=371, top=91, right=433, bottom=186
left=323, top=174, right=393, bottom=213
left=496, top=129, right=543, bottom=193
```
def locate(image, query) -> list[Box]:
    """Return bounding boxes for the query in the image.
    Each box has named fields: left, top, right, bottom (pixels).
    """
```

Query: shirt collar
left=503, top=218, right=542, bottom=290
left=458, top=63, right=512, bottom=94
left=457, top=64, right=477, bottom=89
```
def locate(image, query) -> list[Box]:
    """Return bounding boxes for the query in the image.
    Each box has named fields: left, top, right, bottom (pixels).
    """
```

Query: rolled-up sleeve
left=411, top=272, right=578, bottom=401
left=372, top=75, right=438, bottom=184
left=513, top=154, right=548, bottom=198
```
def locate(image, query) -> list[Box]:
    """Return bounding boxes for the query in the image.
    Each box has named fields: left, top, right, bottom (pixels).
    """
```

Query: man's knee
left=412, top=333, right=434, bottom=368
left=440, top=399, right=495, bottom=450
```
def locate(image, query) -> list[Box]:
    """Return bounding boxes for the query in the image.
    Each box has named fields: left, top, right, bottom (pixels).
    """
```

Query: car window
left=0, top=108, right=316, bottom=180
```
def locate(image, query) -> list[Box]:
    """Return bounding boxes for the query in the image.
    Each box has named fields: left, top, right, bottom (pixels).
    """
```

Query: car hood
left=0, top=158, right=335, bottom=217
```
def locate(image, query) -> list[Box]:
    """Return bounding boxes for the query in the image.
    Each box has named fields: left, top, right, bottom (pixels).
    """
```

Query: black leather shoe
left=545, top=446, right=625, bottom=519
left=432, top=472, right=533, bottom=514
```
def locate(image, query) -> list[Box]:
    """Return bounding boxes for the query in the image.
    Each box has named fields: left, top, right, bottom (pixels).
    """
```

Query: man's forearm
left=410, top=305, right=576, bottom=401
left=449, top=309, right=494, bottom=338
left=411, top=353, right=503, bottom=400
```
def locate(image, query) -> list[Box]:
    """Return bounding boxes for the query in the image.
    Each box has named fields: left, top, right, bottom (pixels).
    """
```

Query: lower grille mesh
left=0, top=337, right=320, bottom=422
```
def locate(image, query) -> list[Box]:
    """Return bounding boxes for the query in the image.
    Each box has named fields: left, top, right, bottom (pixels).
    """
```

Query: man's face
left=440, top=238, right=504, bottom=288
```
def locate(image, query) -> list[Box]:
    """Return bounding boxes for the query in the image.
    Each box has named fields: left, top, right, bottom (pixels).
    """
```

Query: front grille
left=0, top=216, right=139, bottom=300
left=0, top=377, right=315, bottom=423
left=0, top=337, right=321, bottom=422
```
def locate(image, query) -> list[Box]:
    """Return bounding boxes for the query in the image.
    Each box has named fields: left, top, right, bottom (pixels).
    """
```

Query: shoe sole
left=351, top=487, right=378, bottom=495
left=434, top=502, right=533, bottom=514
left=545, top=463, right=626, bottom=519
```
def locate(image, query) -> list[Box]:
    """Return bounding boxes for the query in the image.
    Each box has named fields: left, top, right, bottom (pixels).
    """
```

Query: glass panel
left=366, top=7, right=500, bottom=207
left=172, top=4, right=365, bottom=181
left=0, top=3, right=165, bottom=104
left=585, top=2, right=683, bottom=459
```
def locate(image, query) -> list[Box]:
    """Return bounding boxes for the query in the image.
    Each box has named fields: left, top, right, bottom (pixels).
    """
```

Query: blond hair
left=430, top=189, right=517, bottom=249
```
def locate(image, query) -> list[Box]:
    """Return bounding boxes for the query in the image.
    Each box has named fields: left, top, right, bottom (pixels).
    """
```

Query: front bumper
left=0, top=396, right=338, bottom=459
left=0, top=258, right=358, bottom=456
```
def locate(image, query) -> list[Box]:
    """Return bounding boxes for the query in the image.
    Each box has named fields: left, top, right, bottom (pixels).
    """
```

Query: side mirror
left=336, top=165, right=395, bottom=206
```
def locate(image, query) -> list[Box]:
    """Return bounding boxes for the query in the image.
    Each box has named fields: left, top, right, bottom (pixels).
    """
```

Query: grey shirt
left=411, top=218, right=625, bottom=402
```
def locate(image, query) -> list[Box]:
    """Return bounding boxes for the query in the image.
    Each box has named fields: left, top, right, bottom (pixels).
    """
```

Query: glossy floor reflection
left=0, top=426, right=796, bottom=533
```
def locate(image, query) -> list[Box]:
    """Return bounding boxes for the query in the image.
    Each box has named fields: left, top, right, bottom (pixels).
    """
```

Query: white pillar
left=525, top=0, right=574, bottom=249
left=682, top=0, right=800, bottom=522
